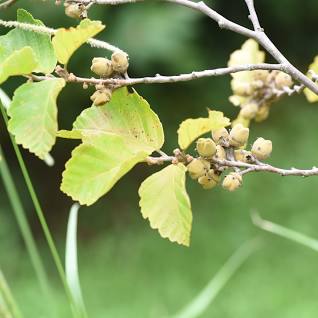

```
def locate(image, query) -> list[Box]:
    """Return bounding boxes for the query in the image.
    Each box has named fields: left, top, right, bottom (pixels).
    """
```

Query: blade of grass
left=173, top=239, right=260, bottom=318
left=0, top=92, right=80, bottom=317
left=0, top=269, right=23, bottom=318
left=0, top=144, right=52, bottom=305
left=251, top=210, right=318, bottom=252
left=66, top=204, right=87, bottom=318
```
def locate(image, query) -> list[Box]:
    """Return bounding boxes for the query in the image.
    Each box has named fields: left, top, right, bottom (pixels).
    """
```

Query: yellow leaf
left=304, top=56, right=318, bottom=103
left=178, top=110, right=230, bottom=150
left=52, top=19, right=105, bottom=65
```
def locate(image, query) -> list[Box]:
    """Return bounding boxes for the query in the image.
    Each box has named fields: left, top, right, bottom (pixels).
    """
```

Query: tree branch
left=0, top=0, right=18, bottom=10
left=72, top=0, right=318, bottom=95
left=0, top=19, right=126, bottom=54
left=30, top=63, right=283, bottom=87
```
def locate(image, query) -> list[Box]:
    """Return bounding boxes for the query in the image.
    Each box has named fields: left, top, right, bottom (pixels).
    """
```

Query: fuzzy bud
left=91, top=57, right=113, bottom=77
left=275, top=72, right=293, bottom=89
left=90, top=88, right=112, bottom=106
left=196, top=138, right=216, bottom=158
left=240, top=102, right=258, bottom=120
left=64, top=3, right=86, bottom=19
left=234, top=149, right=252, bottom=163
left=111, top=51, right=129, bottom=74
left=212, top=127, right=229, bottom=144
left=251, top=137, right=272, bottom=160
left=232, top=81, right=254, bottom=96
left=255, top=105, right=270, bottom=122
left=214, top=145, right=226, bottom=160
left=222, top=172, right=242, bottom=192
left=198, top=175, right=218, bottom=190
left=252, top=70, right=269, bottom=81
left=187, top=158, right=210, bottom=180
left=229, top=124, right=249, bottom=148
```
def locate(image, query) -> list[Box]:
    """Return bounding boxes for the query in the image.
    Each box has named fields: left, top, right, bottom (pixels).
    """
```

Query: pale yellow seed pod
left=198, top=175, right=218, bottom=190
left=240, top=102, right=258, bottom=120
left=196, top=138, right=216, bottom=158
left=65, top=3, right=83, bottom=19
left=90, top=88, right=112, bottom=106
left=222, top=172, right=242, bottom=192
left=214, top=145, right=226, bottom=160
left=229, top=124, right=250, bottom=148
left=231, top=81, right=254, bottom=96
left=206, top=169, right=221, bottom=183
left=255, top=105, right=270, bottom=122
left=251, top=137, right=272, bottom=160
left=187, top=158, right=209, bottom=180
left=91, top=57, right=113, bottom=77
left=212, top=127, right=229, bottom=144
left=111, top=51, right=129, bottom=74
left=275, top=72, right=293, bottom=89
left=252, top=70, right=269, bottom=82
left=234, top=149, right=252, bottom=163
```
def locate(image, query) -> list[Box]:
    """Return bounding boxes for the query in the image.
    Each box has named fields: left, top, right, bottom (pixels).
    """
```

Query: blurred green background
left=1, top=0, right=318, bottom=317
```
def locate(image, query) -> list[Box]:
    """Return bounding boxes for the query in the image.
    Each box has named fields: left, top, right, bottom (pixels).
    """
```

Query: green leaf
left=0, top=9, right=57, bottom=74
left=139, top=164, right=192, bottom=246
left=7, top=79, right=65, bottom=159
left=61, top=134, right=149, bottom=206
left=58, top=87, right=164, bottom=150
left=178, top=110, right=230, bottom=150
left=52, top=19, right=105, bottom=65
left=0, top=46, right=37, bottom=84
left=61, top=87, right=164, bottom=205
left=304, top=56, right=318, bottom=103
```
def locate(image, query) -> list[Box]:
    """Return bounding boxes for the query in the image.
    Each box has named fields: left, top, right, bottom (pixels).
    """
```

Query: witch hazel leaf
left=178, top=110, right=230, bottom=150
left=139, top=163, right=192, bottom=246
left=61, top=133, right=149, bottom=206
left=0, top=46, right=37, bottom=84
left=8, top=79, right=65, bottom=159
left=0, top=9, right=57, bottom=74
left=304, top=56, right=318, bottom=103
left=52, top=19, right=105, bottom=65
left=58, top=87, right=164, bottom=151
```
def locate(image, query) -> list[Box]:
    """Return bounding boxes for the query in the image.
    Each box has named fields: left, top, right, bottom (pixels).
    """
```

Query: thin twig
left=0, top=0, right=18, bottom=10
left=30, top=63, right=284, bottom=87
left=0, top=19, right=125, bottom=54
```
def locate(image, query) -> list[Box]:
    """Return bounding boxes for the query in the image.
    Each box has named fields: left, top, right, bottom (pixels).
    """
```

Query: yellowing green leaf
left=61, top=134, right=149, bottom=206
left=139, top=164, right=192, bottom=246
left=178, top=110, right=230, bottom=149
left=59, top=87, right=164, bottom=151
left=52, top=19, right=105, bottom=65
left=0, top=46, right=37, bottom=84
left=304, top=56, right=318, bottom=103
left=8, top=79, right=65, bottom=159
left=0, top=9, right=57, bottom=74
left=61, top=88, right=164, bottom=205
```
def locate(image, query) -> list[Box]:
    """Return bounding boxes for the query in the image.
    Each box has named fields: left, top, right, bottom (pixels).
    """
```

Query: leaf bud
left=229, top=124, right=249, bottom=148
left=196, top=138, right=216, bottom=158
left=91, top=57, right=113, bottom=77
left=222, top=172, right=242, bottom=192
left=214, top=145, right=226, bottom=160
left=187, top=158, right=210, bottom=179
left=212, top=127, right=229, bottom=144
left=111, top=51, right=129, bottom=74
left=251, top=137, right=272, bottom=160
left=90, top=88, right=112, bottom=106
left=240, top=102, right=258, bottom=120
